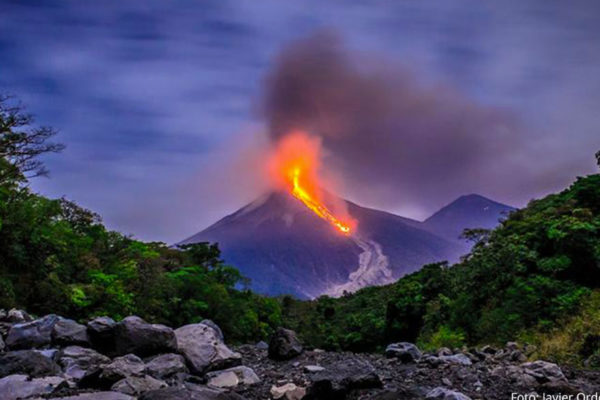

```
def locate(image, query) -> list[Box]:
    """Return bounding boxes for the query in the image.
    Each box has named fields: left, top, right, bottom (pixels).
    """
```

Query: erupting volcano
left=267, top=131, right=354, bottom=235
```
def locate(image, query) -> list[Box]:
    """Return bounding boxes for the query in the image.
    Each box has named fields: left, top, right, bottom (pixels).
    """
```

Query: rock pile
left=1, top=308, right=598, bottom=400
left=0, top=309, right=248, bottom=399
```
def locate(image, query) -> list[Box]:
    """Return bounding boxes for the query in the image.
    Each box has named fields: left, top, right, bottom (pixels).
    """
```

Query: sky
left=1, top=0, right=599, bottom=243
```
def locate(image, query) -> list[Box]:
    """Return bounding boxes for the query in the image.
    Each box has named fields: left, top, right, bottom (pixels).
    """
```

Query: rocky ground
left=1, top=309, right=599, bottom=400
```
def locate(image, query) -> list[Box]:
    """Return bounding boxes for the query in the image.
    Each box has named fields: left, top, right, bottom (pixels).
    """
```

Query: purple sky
left=1, top=1, right=599, bottom=243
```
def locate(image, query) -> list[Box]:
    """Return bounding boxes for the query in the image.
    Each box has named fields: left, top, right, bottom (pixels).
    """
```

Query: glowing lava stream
left=289, top=167, right=351, bottom=234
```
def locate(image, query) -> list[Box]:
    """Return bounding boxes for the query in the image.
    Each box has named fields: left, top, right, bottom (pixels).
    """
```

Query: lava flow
left=268, top=131, right=353, bottom=235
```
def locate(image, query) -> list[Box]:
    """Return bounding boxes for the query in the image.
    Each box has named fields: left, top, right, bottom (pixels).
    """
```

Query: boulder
left=101, top=353, right=146, bottom=383
left=113, top=316, right=177, bottom=357
left=5, top=314, right=59, bottom=349
left=271, top=383, right=306, bottom=400
left=304, top=365, right=325, bottom=373
left=87, top=316, right=117, bottom=354
left=59, top=345, right=111, bottom=381
left=256, top=341, right=269, bottom=350
left=201, top=319, right=224, bottom=342
left=426, top=387, right=472, bottom=400
left=268, top=328, right=303, bottom=360
left=0, top=350, right=61, bottom=377
left=385, top=342, right=422, bottom=363
left=175, top=323, right=241, bottom=374
left=50, top=392, right=135, bottom=400
left=522, top=360, right=567, bottom=383
left=439, top=354, right=472, bottom=366
left=145, top=353, right=188, bottom=379
left=53, top=317, right=90, bottom=346
left=4, top=309, right=33, bottom=324
left=139, top=385, right=247, bottom=400
left=112, top=374, right=167, bottom=395
left=304, top=358, right=382, bottom=399
left=35, top=348, right=59, bottom=360
left=206, top=366, right=260, bottom=388
left=0, top=374, right=66, bottom=400
left=480, top=345, right=497, bottom=355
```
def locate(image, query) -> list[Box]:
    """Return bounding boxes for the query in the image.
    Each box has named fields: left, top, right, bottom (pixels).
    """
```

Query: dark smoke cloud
left=262, top=31, right=545, bottom=217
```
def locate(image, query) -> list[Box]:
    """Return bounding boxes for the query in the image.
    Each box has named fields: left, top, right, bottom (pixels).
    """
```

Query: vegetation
left=281, top=169, right=600, bottom=363
left=1, top=95, right=600, bottom=365
left=0, top=97, right=281, bottom=343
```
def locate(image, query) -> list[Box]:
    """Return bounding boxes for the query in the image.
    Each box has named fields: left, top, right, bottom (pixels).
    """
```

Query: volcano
left=178, top=191, right=514, bottom=299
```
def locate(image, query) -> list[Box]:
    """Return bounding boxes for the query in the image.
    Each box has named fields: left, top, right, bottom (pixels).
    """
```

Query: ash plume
left=261, top=31, right=532, bottom=217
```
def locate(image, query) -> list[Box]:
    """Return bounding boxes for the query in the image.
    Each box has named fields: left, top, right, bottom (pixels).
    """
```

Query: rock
left=51, top=392, right=135, bottom=399
left=439, top=354, right=472, bottom=366
left=426, top=387, right=472, bottom=400
left=201, top=319, right=224, bottom=341
left=206, top=366, right=260, bottom=388
left=0, top=374, right=66, bottom=400
left=385, top=342, right=422, bottom=363
left=4, top=309, right=33, bottom=324
left=5, top=314, right=59, bottom=349
left=59, top=345, right=111, bottom=381
left=442, top=377, right=452, bottom=386
left=271, top=383, right=306, bottom=400
left=421, top=355, right=444, bottom=368
left=112, top=374, right=167, bottom=395
left=101, top=353, right=146, bottom=383
left=506, top=341, right=519, bottom=351
left=139, top=385, right=246, bottom=400
left=0, top=335, right=4, bottom=352
left=256, top=341, right=269, bottom=350
left=113, top=316, right=177, bottom=357
left=268, top=328, right=303, bottom=361
left=305, top=358, right=382, bottom=399
left=175, top=323, right=241, bottom=374
left=522, top=360, right=566, bottom=383
left=35, top=348, right=59, bottom=360
left=437, top=347, right=452, bottom=356
left=53, top=317, right=90, bottom=346
left=87, top=316, right=117, bottom=354
left=0, top=350, right=61, bottom=377
left=480, top=345, right=497, bottom=354
left=145, top=353, right=188, bottom=379
left=304, top=365, right=325, bottom=373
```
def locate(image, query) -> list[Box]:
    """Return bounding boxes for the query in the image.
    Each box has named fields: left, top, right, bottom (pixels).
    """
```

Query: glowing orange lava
left=268, top=131, right=353, bottom=235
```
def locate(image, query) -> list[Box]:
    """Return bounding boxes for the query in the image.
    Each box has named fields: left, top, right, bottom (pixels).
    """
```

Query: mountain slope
left=179, top=191, right=457, bottom=299
left=422, top=194, right=515, bottom=253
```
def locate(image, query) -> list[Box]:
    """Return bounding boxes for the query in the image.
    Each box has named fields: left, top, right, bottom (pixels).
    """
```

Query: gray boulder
left=206, top=366, right=260, bottom=388
left=101, top=354, right=146, bottom=383
left=0, top=374, right=66, bottom=400
left=268, top=328, right=303, bottom=360
left=522, top=360, right=567, bottom=383
left=50, top=392, right=135, bottom=399
left=87, top=316, right=116, bottom=354
left=256, top=341, right=268, bottom=350
left=385, top=342, right=422, bottom=363
left=175, top=323, right=241, bottom=374
left=201, top=319, right=224, bottom=342
left=113, top=316, right=177, bottom=357
left=59, top=345, right=111, bottom=381
left=139, top=385, right=247, bottom=400
left=112, top=374, right=167, bottom=395
left=439, top=354, right=472, bottom=366
left=53, top=317, right=90, bottom=346
left=304, top=358, right=382, bottom=399
left=5, top=314, right=59, bottom=349
left=4, top=309, right=33, bottom=324
left=145, top=353, right=188, bottom=379
left=0, top=350, right=61, bottom=377
left=426, top=387, right=472, bottom=400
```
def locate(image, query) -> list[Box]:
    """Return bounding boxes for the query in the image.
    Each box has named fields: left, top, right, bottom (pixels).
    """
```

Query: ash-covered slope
left=179, top=191, right=458, bottom=299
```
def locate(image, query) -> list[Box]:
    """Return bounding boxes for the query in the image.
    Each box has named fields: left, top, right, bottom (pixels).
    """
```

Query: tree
left=596, top=150, right=599, bottom=168
left=0, top=95, right=64, bottom=184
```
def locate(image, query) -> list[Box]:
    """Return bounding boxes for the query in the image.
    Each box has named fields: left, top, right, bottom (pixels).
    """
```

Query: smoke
left=261, top=31, right=534, bottom=218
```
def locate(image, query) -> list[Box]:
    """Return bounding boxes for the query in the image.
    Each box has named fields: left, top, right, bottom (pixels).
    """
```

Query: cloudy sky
left=1, top=0, right=599, bottom=243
